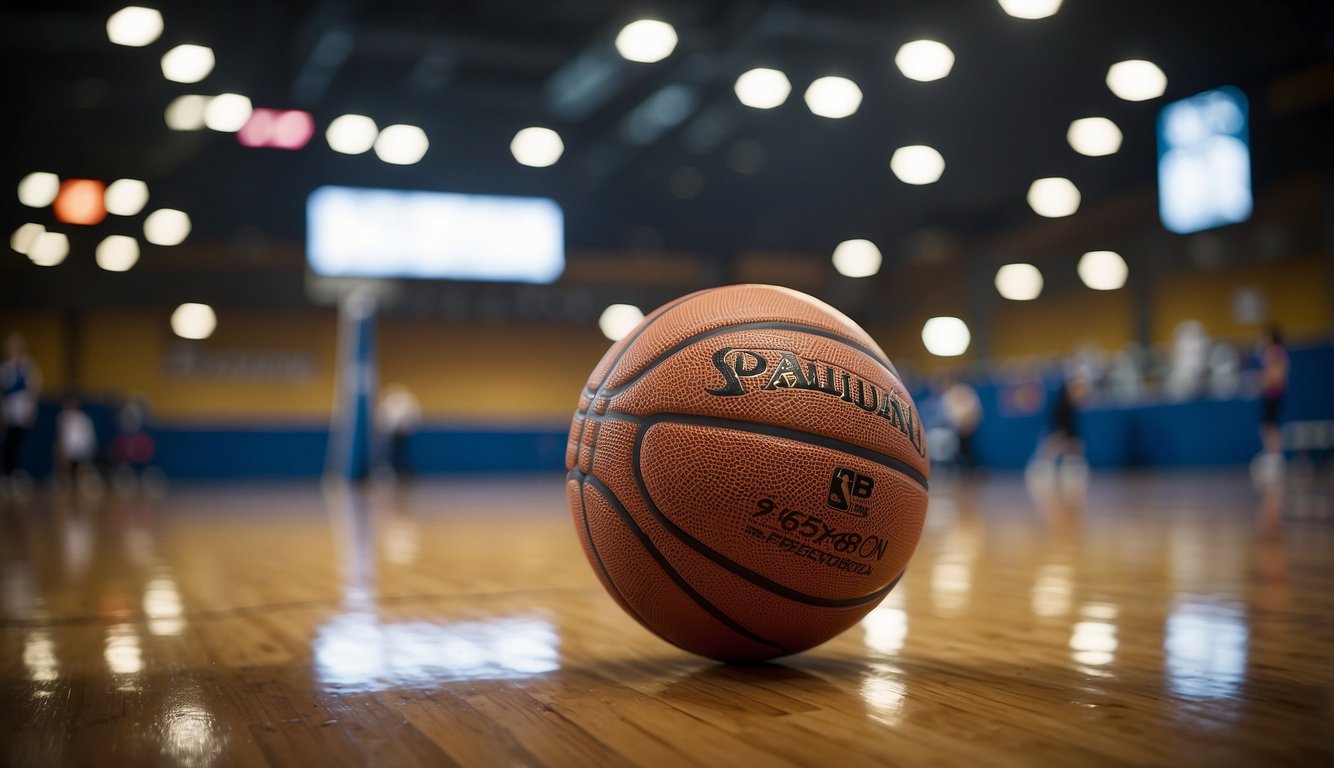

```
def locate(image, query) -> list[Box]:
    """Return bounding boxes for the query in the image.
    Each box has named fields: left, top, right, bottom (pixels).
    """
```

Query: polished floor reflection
left=2, top=471, right=1332, bottom=766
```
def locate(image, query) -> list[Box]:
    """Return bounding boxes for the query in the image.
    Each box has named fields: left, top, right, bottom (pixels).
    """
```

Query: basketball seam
left=573, top=289, right=708, bottom=473
left=599, top=320, right=901, bottom=398
left=578, top=471, right=789, bottom=657
left=630, top=413, right=918, bottom=608
left=569, top=470, right=682, bottom=649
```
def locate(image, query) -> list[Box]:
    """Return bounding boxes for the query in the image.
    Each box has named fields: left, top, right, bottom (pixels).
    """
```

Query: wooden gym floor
left=1, top=470, right=1331, bottom=766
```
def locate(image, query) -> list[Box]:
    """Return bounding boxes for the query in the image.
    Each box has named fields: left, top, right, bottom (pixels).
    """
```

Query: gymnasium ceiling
left=2, top=0, right=1333, bottom=303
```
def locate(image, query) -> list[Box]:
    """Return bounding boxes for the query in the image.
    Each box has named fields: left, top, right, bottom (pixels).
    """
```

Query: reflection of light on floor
left=105, top=623, right=144, bottom=686
left=382, top=516, right=420, bottom=565
left=314, top=613, right=561, bottom=690
left=1164, top=600, right=1249, bottom=700
left=23, top=630, right=59, bottom=684
left=861, top=605, right=908, bottom=654
left=144, top=577, right=186, bottom=636
left=163, top=698, right=223, bottom=767
left=1070, top=602, right=1119, bottom=672
left=859, top=663, right=908, bottom=726
left=931, top=560, right=971, bottom=616
left=1031, top=564, right=1074, bottom=618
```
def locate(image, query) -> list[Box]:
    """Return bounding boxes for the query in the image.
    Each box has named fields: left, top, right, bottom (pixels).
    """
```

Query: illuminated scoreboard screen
left=1157, top=86, right=1253, bottom=234
left=306, top=186, right=564, bottom=283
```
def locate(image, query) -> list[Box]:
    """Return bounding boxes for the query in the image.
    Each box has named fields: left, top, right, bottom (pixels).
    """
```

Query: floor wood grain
left=2, top=471, right=1331, bottom=766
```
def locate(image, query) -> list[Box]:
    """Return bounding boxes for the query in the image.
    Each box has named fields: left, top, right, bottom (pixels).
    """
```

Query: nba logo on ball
left=827, top=467, right=874, bottom=517
left=566, top=285, right=929, bottom=661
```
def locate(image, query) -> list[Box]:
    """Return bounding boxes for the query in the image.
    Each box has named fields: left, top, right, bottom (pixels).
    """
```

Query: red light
left=53, top=179, right=107, bottom=225
left=238, top=108, right=315, bottom=150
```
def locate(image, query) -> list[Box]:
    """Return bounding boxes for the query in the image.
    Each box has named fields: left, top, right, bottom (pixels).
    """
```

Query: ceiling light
left=510, top=127, right=564, bottom=168
left=96, top=235, right=141, bottom=272
left=27, top=232, right=69, bottom=267
left=995, top=263, right=1044, bottom=300
left=325, top=114, right=378, bottom=155
left=10, top=223, right=44, bottom=255
left=104, top=179, right=149, bottom=216
left=17, top=172, right=60, bottom=208
left=203, top=93, right=252, bottom=132
left=1067, top=117, right=1123, bottom=157
left=143, top=208, right=191, bottom=245
left=54, top=179, right=108, bottom=225
left=804, top=76, right=862, bottom=119
left=1078, top=251, right=1129, bottom=290
left=895, top=40, right=955, bottom=82
left=998, top=0, right=1063, bottom=20
left=106, top=7, right=163, bottom=47
left=890, top=145, right=945, bottom=185
left=598, top=304, right=644, bottom=341
left=734, top=68, right=791, bottom=109
left=373, top=124, right=429, bottom=165
left=614, top=20, right=678, bottom=63
left=1106, top=59, right=1167, bottom=102
left=171, top=303, right=217, bottom=340
left=922, top=317, right=971, bottom=357
left=1027, top=177, right=1081, bottom=217
left=164, top=94, right=208, bottom=130
left=160, top=44, right=215, bottom=84
left=832, top=239, right=882, bottom=278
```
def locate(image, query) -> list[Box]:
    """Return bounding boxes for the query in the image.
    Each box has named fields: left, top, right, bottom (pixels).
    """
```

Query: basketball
left=566, top=284, right=929, bottom=661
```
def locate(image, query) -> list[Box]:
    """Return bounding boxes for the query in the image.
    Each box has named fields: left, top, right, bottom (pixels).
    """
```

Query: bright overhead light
left=510, top=127, right=564, bottom=168
left=895, top=40, right=955, bottom=82
left=28, top=231, right=69, bottom=267
left=995, top=263, right=1044, bottom=300
left=10, top=223, right=44, bottom=255
left=998, top=0, right=1063, bottom=20
left=17, top=172, right=60, bottom=208
left=171, top=303, right=217, bottom=340
left=160, top=44, right=215, bottom=84
left=143, top=208, right=191, bottom=246
left=325, top=114, right=378, bottom=155
left=1067, top=117, right=1123, bottom=157
left=1078, top=251, right=1128, bottom=290
left=53, top=179, right=107, bottom=225
left=1106, top=59, right=1167, bottom=102
left=164, top=94, right=208, bottom=130
left=203, top=93, right=252, bottom=132
left=1027, top=177, right=1081, bottom=217
left=599, top=304, right=644, bottom=341
left=374, top=124, right=429, bottom=165
left=890, top=145, right=945, bottom=185
left=922, top=317, right=971, bottom=357
left=238, top=109, right=315, bottom=149
left=734, top=68, right=791, bottom=109
left=615, top=20, right=678, bottom=63
left=832, top=239, right=882, bottom=278
left=104, top=179, right=149, bottom=216
left=96, top=235, right=141, bottom=272
left=106, top=6, right=163, bottom=47
left=804, top=76, right=862, bottom=119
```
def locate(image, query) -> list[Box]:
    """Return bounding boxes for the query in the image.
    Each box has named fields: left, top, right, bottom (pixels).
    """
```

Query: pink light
left=272, top=110, right=315, bottom=149
left=237, top=108, right=314, bottom=150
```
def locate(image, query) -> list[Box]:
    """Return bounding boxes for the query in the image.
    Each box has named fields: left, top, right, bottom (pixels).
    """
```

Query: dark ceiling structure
left=2, top=0, right=1333, bottom=312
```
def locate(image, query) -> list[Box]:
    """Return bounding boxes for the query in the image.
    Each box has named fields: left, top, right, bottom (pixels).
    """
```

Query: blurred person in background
left=1254, top=325, right=1289, bottom=480
left=1030, top=371, right=1092, bottom=484
left=55, top=398, right=100, bottom=496
left=111, top=395, right=159, bottom=495
left=940, top=374, right=983, bottom=474
left=1, top=333, right=42, bottom=484
left=378, top=384, right=422, bottom=481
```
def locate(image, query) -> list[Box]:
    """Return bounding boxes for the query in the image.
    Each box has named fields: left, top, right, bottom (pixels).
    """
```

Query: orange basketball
left=566, top=284, right=929, bottom=661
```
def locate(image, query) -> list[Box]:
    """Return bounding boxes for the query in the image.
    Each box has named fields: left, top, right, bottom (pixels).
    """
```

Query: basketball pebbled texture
left=566, top=284, right=929, bottom=661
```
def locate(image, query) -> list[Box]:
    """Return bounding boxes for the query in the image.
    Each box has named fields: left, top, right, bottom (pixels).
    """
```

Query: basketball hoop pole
left=326, top=290, right=378, bottom=482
